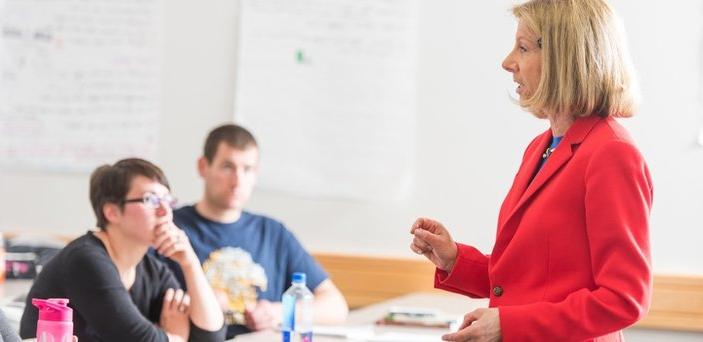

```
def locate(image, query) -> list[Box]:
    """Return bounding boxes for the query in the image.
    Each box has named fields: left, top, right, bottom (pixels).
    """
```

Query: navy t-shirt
left=168, top=205, right=328, bottom=338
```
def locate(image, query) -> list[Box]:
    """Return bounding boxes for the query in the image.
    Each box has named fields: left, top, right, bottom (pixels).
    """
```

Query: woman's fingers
left=410, top=217, right=424, bottom=234
left=458, top=310, right=480, bottom=330
left=173, top=289, right=185, bottom=310
left=411, top=217, right=447, bottom=234
left=413, top=227, right=445, bottom=249
left=411, top=236, right=432, bottom=255
left=154, top=227, right=176, bottom=252
left=180, top=293, right=191, bottom=313
left=163, top=288, right=175, bottom=308
left=155, top=226, right=189, bottom=256
left=162, top=288, right=188, bottom=312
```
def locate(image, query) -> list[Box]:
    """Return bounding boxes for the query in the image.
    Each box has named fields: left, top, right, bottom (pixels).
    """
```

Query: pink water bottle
left=32, top=298, right=73, bottom=342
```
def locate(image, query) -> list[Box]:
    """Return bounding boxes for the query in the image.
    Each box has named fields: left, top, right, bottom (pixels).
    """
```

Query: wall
left=1, top=0, right=702, bottom=299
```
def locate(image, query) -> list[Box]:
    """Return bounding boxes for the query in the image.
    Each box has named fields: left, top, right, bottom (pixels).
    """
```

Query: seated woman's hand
left=154, top=223, right=199, bottom=268
left=160, top=288, right=190, bottom=341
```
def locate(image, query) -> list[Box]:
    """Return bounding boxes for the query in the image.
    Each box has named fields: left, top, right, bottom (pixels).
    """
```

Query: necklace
left=542, top=147, right=555, bottom=159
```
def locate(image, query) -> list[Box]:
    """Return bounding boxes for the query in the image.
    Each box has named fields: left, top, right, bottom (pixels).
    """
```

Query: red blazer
left=435, top=116, right=653, bottom=341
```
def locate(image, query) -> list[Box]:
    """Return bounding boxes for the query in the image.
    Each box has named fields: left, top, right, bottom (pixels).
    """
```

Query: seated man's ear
left=197, top=157, right=209, bottom=178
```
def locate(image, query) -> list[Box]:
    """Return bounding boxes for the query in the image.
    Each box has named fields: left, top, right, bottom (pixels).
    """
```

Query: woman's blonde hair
left=513, top=0, right=639, bottom=118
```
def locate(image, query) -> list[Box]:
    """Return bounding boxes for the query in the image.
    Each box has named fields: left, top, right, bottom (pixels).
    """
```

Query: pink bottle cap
left=32, top=298, right=73, bottom=322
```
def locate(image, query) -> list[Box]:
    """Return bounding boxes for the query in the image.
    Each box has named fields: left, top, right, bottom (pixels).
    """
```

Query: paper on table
left=314, top=324, right=445, bottom=341
left=364, top=332, right=444, bottom=342
left=313, top=324, right=375, bottom=339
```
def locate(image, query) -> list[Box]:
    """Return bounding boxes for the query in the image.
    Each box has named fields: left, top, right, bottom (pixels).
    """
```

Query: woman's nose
left=502, top=52, right=517, bottom=73
left=155, top=202, right=170, bottom=216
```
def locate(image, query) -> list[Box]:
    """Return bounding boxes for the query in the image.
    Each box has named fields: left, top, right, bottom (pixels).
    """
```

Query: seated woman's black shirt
left=19, top=232, right=225, bottom=342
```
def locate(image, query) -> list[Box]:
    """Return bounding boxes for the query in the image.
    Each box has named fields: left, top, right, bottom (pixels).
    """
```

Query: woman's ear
left=103, top=202, right=121, bottom=225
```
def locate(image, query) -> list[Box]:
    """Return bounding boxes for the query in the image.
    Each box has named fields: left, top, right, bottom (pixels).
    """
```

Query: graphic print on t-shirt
left=202, top=247, right=267, bottom=325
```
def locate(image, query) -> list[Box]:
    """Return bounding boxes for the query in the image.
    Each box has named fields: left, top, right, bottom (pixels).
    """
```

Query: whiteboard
left=235, top=0, right=419, bottom=202
left=0, top=0, right=162, bottom=172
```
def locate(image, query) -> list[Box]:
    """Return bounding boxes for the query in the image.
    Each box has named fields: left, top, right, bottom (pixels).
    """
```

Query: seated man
left=165, top=124, right=348, bottom=339
left=20, top=158, right=225, bottom=342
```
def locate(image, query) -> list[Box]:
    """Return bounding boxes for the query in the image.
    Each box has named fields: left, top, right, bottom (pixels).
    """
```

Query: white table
left=1, top=281, right=491, bottom=341
left=1, top=279, right=33, bottom=335
left=231, top=292, right=488, bottom=341
left=0, top=279, right=32, bottom=305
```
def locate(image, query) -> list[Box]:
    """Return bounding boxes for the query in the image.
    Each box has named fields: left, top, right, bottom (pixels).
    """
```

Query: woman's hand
left=160, top=288, right=191, bottom=342
left=154, top=223, right=199, bottom=268
left=442, top=308, right=501, bottom=342
left=409, top=217, right=458, bottom=271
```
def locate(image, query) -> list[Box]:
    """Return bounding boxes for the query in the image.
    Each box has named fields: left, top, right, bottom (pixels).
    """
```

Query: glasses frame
left=121, top=192, right=177, bottom=209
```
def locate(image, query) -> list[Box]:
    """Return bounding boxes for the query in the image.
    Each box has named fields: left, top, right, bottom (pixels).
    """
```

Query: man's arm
left=244, top=279, right=347, bottom=331
left=312, top=279, right=348, bottom=324
left=245, top=223, right=348, bottom=330
left=282, top=228, right=348, bottom=324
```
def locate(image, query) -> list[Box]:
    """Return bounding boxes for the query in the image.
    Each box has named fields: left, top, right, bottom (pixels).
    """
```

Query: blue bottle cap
left=292, top=272, right=306, bottom=284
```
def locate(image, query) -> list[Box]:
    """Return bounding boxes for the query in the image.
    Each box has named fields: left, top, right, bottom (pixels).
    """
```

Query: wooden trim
left=637, top=275, right=703, bottom=332
left=313, top=253, right=438, bottom=309
left=1, top=231, right=75, bottom=245
left=313, top=253, right=703, bottom=332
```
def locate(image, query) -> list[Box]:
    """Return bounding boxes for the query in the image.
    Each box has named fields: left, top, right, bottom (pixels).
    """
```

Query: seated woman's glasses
left=122, top=193, right=177, bottom=209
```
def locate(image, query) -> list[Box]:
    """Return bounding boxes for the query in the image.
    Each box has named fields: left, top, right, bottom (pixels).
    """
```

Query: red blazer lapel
left=496, top=130, right=551, bottom=230
left=493, top=115, right=603, bottom=262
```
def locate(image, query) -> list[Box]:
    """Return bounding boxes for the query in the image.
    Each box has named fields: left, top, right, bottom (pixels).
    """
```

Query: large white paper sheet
left=235, top=0, right=419, bottom=201
left=0, top=0, right=162, bottom=172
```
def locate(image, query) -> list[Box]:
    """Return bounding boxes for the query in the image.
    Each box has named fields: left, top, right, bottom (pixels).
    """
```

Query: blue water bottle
left=281, top=272, right=313, bottom=342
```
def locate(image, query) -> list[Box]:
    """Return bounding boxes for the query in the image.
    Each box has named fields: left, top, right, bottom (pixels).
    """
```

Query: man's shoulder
left=240, top=211, right=293, bottom=235
left=173, top=204, right=197, bottom=221
left=173, top=205, right=208, bottom=232
left=242, top=210, right=284, bottom=225
left=172, top=206, right=292, bottom=240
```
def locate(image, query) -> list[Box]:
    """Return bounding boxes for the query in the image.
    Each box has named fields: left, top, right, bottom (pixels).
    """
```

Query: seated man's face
left=116, top=175, right=173, bottom=245
left=202, top=142, right=259, bottom=212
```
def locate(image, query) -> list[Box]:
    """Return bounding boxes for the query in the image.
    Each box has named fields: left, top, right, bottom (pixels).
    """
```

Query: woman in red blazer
left=410, top=1, right=652, bottom=341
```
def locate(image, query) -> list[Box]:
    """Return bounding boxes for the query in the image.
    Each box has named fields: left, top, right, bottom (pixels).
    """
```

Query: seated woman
left=19, top=158, right=225, bottom=341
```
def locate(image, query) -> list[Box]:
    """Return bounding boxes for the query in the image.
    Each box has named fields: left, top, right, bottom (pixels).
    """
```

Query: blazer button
left=493, top=286, right=503, bottom=297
